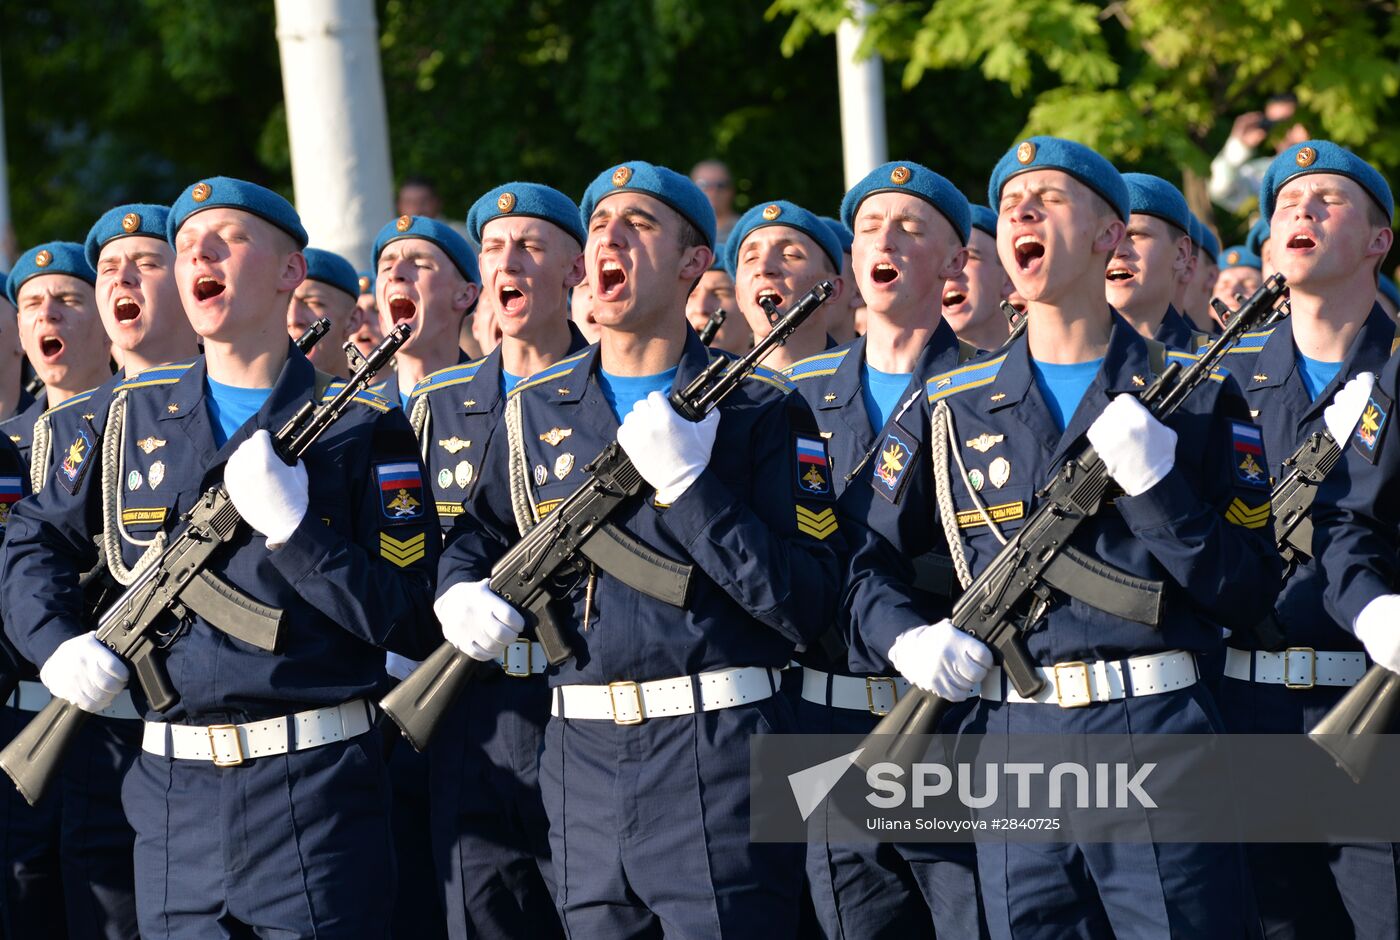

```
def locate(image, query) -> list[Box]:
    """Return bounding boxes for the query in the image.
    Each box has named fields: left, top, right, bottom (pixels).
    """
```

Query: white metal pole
left=0, top=47, right=13, bottom=270
left=274, top=0, right=394, bottom=269
left=836, top=1, right=888, bottom=191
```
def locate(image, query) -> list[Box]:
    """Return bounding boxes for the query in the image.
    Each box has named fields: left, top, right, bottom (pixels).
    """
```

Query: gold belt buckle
left=502, top=641, right=533, bottom=678
left=607, top=681, right=645, bottom=725
left=865, top=677, right=898, bottom=716
left=1053, top=661, right=1092, bottom=708
left=207, top=724, right=245, bottom=767
left=1283, top=647, right=1316, bottom=689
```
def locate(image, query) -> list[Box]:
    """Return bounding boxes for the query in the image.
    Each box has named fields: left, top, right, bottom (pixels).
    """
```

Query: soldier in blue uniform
left=729, top=200, right=840, bottom=371
left=1, top=177, right=442, bottom=938
left=433, top=160, right=843, bottom=937
left=1212, top=244, right=1264, bottom=316
left=1182, top=214, right=1222, bottom=335
left=377, top=216, right=481, bottom=411
left=1217, top=140, right=1399, bottom=937
left=818, top=217, right=860, bottom=347
left=942, top=203, right=1014, bottom=352
left=1, top=243, right=112, bottom=464
left=288, top=247, right=361, bottom=379
left=784, top=162, right=988, bottom=938
left=407, top=181, right=591, bottom=940
left=848, top=137, right=1282, bottom=939
left=1105, top=173, right=1210, bottom=351
left=685, top=243, right=750, bottom=356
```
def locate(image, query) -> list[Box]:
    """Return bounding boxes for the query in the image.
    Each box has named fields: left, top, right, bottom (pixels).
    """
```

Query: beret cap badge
left=496, top=192, right=516, bottom=212
left=34, top=250, right=52, bottom=267
left=358, top=275, right=370, bottom=293
left=611, top=166, right=633, bottom=187
left=1295, top=146, right=1317, bottom=168
left=1227, top=250, right=1240, bottom=264
left=192, top=182, right=211, bottom=203
left=1016, top=141, right=1037, bottom=165
left=890, top=166, right=911, bottom=185
left=761, top=203, right=782, bottom=221
left=395, top=215, right=412, bottom=232
left=121, top=212, right=140, bottom=233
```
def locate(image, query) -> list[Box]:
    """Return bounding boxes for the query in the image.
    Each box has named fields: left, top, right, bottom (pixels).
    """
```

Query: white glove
left=225, top=429, right=308, bottom=548
left=617, top=390, right=720, bottom=504
left=434, top=579, right=525, bottom=662
left=1087, top=395, right=1178, bottom=497
left=385, top=652, right=420, bottom=681
left=888, top=619, right=993, bottom=702
left=1354, top=595, right=1400, bottom=673
left=1324, top=372, right=1376, bottom=442
left=40, top=633, right=129, bottom=714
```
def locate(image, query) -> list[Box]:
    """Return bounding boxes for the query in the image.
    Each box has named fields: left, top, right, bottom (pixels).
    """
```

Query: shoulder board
left=927, top=354, right=1007, bottom=404
left=115, top=360, right=197, bottom=392
left=747, top=364, right=795, bottom=394
left=321, top=382, right=393, bottom=413
left=1225, top=327, right=1273, bottom=355
left=410, top=358, right=487, bottom=400
left=1164, top=348, right=1226, bottom=383
left=510, top=348, right=592, bottom=397
left=784, top=348, right=848, bottom=382
left=43, top=388, right=96, bottom=417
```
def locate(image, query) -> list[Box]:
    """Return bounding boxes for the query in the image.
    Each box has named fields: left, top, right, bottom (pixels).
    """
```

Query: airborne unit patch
left=794, top=434, right=832, bottom=497
left=1353, top=388, right=1391, bottom=464
left=376, top=462, right=425, bottom=520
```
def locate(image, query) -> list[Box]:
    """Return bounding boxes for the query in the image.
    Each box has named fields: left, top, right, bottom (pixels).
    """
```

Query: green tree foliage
left=770, top=0, right=1400, bottom=243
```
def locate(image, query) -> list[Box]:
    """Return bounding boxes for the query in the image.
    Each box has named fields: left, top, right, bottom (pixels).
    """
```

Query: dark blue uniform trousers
left=0, top=707, right=139, bottom=940
left=121, top=732, right=395, bottom=939
left=540, top=692, right=803, bottom=939
left=797, top=694, right=988, bottom=939
left=428, top=674, right=562, bottom=939
left=963, top=684, right=1254, bottom=940
left=386, top=739, right=447, bottom=939
left=1219, top=676, right=1400, bottom=939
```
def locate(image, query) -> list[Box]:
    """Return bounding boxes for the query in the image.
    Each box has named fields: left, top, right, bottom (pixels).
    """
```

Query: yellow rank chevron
left=1224, top=498, right=1270, bottom=529
left=796, top=505, right=838, bottom=540
left=380, top=531, right=426, bottom=567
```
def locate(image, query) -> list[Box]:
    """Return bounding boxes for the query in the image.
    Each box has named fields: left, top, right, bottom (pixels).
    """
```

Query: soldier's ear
left=940, top=244, right=969, bottom=280
left=454, top=281, right=481, bottom=315
left=679, top=245, right=712, bottom=283
left=1174, top=237, right=1196, bottom=280
left=564, top=252, right=586, bottom=290
left=1095, top=218, right=1126, bottom=256
left=280, top=251, right=308, bottom=294
left=1367, top=225, right=1394, bottom=261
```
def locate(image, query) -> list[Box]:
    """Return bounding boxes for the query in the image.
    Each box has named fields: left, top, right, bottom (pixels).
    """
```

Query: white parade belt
left=7, top=680, right=141, bottom=720
left=801, top=667, right=909, bottom=716
left=980, top=650, right=1198, bottom=707
left=550, top=666, right=780, bottom=725
left=1223, top=647, right=1367, bottom=689
left=141, top=699, right=373, bottom=767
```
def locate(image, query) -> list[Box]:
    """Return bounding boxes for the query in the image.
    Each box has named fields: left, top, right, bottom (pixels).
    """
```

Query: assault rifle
left=0, top=325, right=411, bottom=804
left=380, top=281, right=836, bottom=750
left=855, top=275, right=1291, bottom=770
left=293, top=316, right=332, bottom=355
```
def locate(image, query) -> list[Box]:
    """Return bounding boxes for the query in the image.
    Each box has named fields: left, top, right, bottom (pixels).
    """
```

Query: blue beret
left=1260, top=140, right=1394, bottom=223
left=579, top=161, right=717, bottom=249
left=467, top=182, right=586, bottom=249
left=1380, top=274, right=1400, bottom=310
left=302, top=248, right=361, bottom=301
left=725, top=201, right=843, bottom=278
left=372, top=215, right=479, bottom=285
left=167, top=177, right=308, bottom=249
left=970, top=204, right=998, bottom=238
left=1245, top=218, right=1270, bottom=256
left=989, top=137, right=1130, bottom=222
left=1122, top=173, right=1191, bottom=234
left=84, top=204, right=172, bottom=268
left=819, top=216, right=853, bottom=255
left=841, top=161, right=971, bottom=245
left=1189, top=215, right=1221, bottom=262
left=1219, top=245, right=1263, bottom=271
left=357, top=270, right=374, bottom=295
left=6, top=242, right=95, bottom=305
